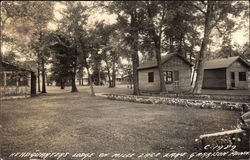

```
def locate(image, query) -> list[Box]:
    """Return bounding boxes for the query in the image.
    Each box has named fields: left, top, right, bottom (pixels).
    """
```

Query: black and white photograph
left=0, top=1, right=250, bottom=160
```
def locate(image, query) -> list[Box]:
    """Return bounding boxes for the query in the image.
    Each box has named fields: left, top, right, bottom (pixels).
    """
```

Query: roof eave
left=2, top=61, right=34, bottom=72
left=137, top=65, right=158, bottom=70
left=204, top=67, right=227, bottom=70
left=175, top=54, right=193, bottom=66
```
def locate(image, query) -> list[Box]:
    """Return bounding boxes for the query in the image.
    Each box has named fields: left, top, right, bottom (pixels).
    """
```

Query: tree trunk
left=37, top=54, right=41, bottom=92
left=104, top=58, right=112, bottom=88
left=155, top=41, right=166, bottom=92
left=85, top=62, right=95, bottom=96
left=178, top=34, right=183, bottom=55
left=46, top=72, right=49, bottom=86
left=193, top=3, right=212, bottom=94
left=60, top=78, right=65, bottom=89
left=170, top=38, right=174, bottom=53
left=189, top=38, right=195, bottom=86
left=71, top=62, right=78, bottom=92
left=112, top=59, right=116, bottom=88
left=130, top=10, right=140, bottom=95
left=71, top=75, right=77, bottom=92
left=131, top=52, right=139, bottom=94
left=37, top=64, right=41, bottom=92
left=108, top=70, right=112, bottom=87
left=41, top=57, right=46, bottom=93
left=146, top=3, right=166, bottom=92
left=190, top=61, right=197, bottom=87
left=98, top=69, right=101, bottom=85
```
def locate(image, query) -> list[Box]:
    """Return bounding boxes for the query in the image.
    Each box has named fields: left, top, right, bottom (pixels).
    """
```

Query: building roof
left=204, top=56, right=250, bottom=70
left=1, top=61, right=34, bottom=72
left=137, top=53, right=192, bottom=70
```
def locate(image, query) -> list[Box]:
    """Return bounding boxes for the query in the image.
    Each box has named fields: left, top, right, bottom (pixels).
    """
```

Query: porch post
left=3, top=72, right=6, bottom=86
left=248, top=71, right=250, bottom=90
left=16, top=75, right=19, bottom=86
left=16, top=72, right=19, bottom=95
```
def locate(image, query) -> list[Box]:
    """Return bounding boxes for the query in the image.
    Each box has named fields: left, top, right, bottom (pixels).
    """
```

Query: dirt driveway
left=1, top=86, right=240, bottom=159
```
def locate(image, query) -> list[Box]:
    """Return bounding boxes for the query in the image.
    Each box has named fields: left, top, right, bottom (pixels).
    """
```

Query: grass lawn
left=1, top=86, right=241, bottom=159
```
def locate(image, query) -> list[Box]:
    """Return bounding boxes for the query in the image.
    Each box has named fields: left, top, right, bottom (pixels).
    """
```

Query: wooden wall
left=162, top=56, right=191, bottom=92
left=138, top=56, right=191, bottom=92
left=138, top=68, right=160, bottom=91
left=0, top=72, right=32, bottom=97
left=226, top=60, right=249, bottom=90
left=202, top=68, right=227, bottom=89
left=0, top=62, right=36, bottom=97
left=203, top=59, right=249, bottom=90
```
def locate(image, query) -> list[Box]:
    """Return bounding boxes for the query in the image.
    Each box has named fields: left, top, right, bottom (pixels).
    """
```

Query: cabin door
left=231, top=72, right=235, bottom=88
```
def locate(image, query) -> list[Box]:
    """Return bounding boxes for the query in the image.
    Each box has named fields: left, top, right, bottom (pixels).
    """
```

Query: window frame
left=165, top=71, right=173, bottom=84
left=148, top=72, right=154, bottom=83
left=6, top=72, right=17, bottom=86
left=18, top=74, right=29, bottom=86
left=239, top=72, right=246, bottom=81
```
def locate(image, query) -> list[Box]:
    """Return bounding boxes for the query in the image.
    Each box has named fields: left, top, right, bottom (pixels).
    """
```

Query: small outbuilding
left=0, top=61, right=36, bottom=98
left=202, top=56, right=250, bottom=90
left=137, top=53, right=192, bottom=92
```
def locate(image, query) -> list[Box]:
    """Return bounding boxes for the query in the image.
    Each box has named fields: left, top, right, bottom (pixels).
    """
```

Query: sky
left=2, top=1, right=249, bottom=59
left=224, top=11, right=249, bottom=47
left=48, top=2, right=117, bottom=30
left=49, top=1, right=249, bottom=48
left=46, top=1, right=250, bottom=65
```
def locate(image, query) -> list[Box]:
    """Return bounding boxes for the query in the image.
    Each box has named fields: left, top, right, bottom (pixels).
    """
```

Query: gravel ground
left=1, top=86, right=241, bottom=160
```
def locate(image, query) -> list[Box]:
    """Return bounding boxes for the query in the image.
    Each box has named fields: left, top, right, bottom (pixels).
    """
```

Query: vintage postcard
left=1, top=1, right=249, bottom=160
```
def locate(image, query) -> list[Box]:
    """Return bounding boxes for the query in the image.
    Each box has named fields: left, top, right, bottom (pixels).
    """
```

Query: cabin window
left=148, top=72, right=154, bottom=83
left=239, top=72, right=246, bottom=81
left=165, top=71, right=179, bottom=83
left=6, top=73, right=16, bottom=86
left=166, top=71, right=173, bottom=83
left=19, top=75, right=28, bottom=86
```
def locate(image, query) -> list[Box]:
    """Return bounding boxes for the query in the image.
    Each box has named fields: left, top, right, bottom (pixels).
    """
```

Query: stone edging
left=0, top=95, right=31, bottom=101
left=96, top=93, right=250, bottom=111
left=141, top=92, right=250, bottom=102
left=0, top=92, right=41, bottom=101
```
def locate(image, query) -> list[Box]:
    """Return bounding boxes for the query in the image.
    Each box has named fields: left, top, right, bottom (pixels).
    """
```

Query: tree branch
left=209, top=13, right=223, bottom=30
left=159, top=3, right=166, bottom=38
left=54, top=34, right=73, bottom=48
left=215, top=25, right=223, bottom=36
left=189, top=3, right=206, bottom=15
left=201, top=1, right=207, bottom=6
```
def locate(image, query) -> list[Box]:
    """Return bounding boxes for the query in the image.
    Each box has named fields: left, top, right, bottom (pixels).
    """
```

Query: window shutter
left=174, top=71, right=179, bottom=81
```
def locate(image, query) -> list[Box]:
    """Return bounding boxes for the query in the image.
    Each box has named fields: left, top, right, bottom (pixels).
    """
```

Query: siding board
left=203, top=59, right=249, bottom=90
left=138, top=55, right=191, bottom=92
left=202, top=69, right=226, bottom=89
